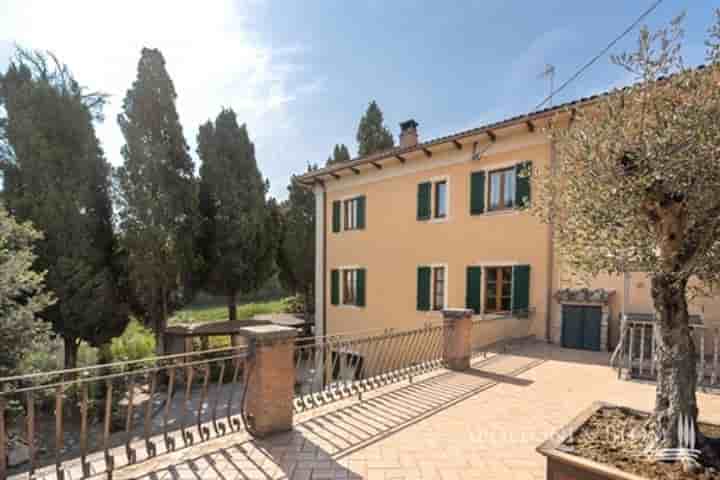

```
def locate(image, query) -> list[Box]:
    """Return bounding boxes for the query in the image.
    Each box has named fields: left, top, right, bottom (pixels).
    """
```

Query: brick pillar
left=442, top=309, right=473, bottom=371
left=239, top=325, right=297, bottom=437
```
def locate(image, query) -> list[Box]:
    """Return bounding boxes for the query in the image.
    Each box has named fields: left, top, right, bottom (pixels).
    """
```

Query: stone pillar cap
left=442, top=308, right=474, bottom=319
left=239, top=324, right=298, bottom=342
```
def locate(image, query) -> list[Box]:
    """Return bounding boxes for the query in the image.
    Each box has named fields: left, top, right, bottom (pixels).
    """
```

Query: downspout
left=622, top=270, right=629, bottom=319
left=309, top=179, right=327, bottom=341
left=545, top=136, right=557, bottom=343
left=322, top=183, right=328, bottom=341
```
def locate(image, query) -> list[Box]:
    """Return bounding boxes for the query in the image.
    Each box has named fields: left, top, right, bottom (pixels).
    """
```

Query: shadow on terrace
left=1, top=313, right=547, bottom=480
left=111, top=347, right=545, bottom=480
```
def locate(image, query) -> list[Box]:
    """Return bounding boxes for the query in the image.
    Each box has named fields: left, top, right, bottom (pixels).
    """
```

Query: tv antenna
left=539, top=64, right=556, bottom=108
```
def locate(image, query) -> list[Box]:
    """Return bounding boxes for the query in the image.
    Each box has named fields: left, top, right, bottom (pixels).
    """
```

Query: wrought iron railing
left=0, top=345, right=250, bottom=480
left=613, top=317, right=720, bottom=387
left=293, top=322, right=448, bottom=412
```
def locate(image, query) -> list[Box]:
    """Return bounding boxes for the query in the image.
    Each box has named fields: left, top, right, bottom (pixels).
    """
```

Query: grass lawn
left=170, top=296, right=288, bottom=325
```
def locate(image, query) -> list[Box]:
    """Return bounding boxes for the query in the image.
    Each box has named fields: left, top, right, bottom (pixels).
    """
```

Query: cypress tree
left=116, top=48, right=196, bottom=353
left=356, top=100, right=394, bottom=156
left=197, top=109, right=278, bottom=320
left=277, top=165, right=317, bottom=318
left=0, top=48, right=129, bottom=368
left=325, top=144, right=352, bottom=166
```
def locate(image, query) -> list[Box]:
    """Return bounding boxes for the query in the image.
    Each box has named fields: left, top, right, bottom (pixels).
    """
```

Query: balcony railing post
left=442, top=309, right=474, bottom=371
left=239, top=325, right=297, bottom=437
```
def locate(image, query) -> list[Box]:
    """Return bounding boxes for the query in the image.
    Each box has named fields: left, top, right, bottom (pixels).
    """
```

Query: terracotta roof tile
left=296, top=65, right=708, bottom=184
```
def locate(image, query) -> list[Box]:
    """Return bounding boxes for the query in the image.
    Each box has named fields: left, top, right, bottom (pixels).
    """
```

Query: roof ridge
left=298, top=63, right=710, bottom=184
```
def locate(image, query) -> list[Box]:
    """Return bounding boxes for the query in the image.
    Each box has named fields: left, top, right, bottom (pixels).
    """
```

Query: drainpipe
left=622, top=270, right=630, bottom=319
left=545, top=136, right=557, bottom=343
left=322, top=184, right=328, bottom=341
left=313, top=181, right=327, bottom=340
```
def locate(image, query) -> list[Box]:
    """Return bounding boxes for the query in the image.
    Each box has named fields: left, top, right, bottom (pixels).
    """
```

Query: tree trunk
left=63, top=337, right=79, bottom=370
left=228, top=289, right=237, bottom=322
left=156, top=285, right=167, bottom=356
left=650, top=274, right=698, bottom=449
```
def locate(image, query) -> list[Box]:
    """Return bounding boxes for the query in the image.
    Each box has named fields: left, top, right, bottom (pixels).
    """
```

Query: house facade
left=297, top=98, right=720, bottom=352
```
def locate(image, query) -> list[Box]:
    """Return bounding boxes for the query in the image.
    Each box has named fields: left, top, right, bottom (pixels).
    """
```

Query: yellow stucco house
left=296, top=93, right=720, bottom=353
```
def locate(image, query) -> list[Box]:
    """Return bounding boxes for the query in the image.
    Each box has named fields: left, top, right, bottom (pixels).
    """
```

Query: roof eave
left=296, top=93, right=604, bottom=184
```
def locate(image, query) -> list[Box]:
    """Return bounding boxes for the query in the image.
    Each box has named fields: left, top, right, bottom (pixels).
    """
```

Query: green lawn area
left=170, top=296, right=289, bottom=325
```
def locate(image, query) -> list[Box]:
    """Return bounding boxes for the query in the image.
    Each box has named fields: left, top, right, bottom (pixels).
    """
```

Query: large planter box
left=537, top=401, right=649, bottom=480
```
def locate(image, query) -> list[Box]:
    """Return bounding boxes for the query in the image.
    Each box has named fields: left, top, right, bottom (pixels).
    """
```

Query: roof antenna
left=538, top=64, right=556, bottom=108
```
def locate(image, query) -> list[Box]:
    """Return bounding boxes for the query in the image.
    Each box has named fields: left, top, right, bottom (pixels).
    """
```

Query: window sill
left=472, top=312, right=531, bottom=321
left=418, top=217, right=450, bottom=224
left=336, top=304, right=365, bottom=309
left=471, top=209, right=520, bottom=218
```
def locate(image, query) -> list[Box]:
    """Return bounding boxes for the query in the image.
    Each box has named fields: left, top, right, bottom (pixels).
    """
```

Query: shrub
left=77, top=343, right=99, bottom=367
left=18, top=334, right=63, bottom=375
left=109, top=319, right=155, bottom=363
left=283, top=295, right=305, bottom=314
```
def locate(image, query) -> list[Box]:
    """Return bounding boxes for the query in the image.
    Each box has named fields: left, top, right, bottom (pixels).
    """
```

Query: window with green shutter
left=470, top=171, right=485, bottom=215
left=515, top=161, right=532, bottom=208
left=334, top=268, right=367, bottom=307
left=332, top=201, right=341, bottom=233
left=417, top=266, right=431, bottom=311
left=511, top=265, right=531, bottom=316
left=331, top=269, right=340, bottom=305
left=485, top=266, right=512, bottom=312
left=356, top=196, right=366, bottom=229
left=488, top=167, right=515, bottom=211
left=466, top=266, right=482, bottom=314
left=356, top=268, right=366, bottom=306
left=417, top=182, right=431, bottom=220
left=339, top=196, right=366, bottom=231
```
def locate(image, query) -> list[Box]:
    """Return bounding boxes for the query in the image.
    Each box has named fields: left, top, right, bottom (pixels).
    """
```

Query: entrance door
left=561, top=305, right=602, bottom=351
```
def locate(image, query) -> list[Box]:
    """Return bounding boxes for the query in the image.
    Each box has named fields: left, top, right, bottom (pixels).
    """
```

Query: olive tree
left=533, top=14, right=720, bottom=459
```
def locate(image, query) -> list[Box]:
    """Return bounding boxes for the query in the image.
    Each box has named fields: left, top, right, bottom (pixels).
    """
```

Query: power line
left=533, top=0, right=665, bottom=111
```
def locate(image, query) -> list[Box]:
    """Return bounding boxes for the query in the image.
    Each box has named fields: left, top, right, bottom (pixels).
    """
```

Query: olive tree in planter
left=532, top=13, right=720, bottom=462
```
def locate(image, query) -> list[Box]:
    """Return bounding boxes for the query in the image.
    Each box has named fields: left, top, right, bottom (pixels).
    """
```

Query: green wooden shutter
left=332, top=201, right=341, bottom=232
left=356, top=268, right=366, bottom=306
left=515, top=161, right=532, bottom=208
left=511, top=265, right=531, bottom=316
left=417, top=266, right=431, bottom=311
left=356, top=196, right=366, bottom=229
left=470, top=171, right=485, bottom=215
left=331, top=269, right=340, bottom=305
left=466, top=266, right=482, bottom=314
left=417, top=182, right=431, bottom=220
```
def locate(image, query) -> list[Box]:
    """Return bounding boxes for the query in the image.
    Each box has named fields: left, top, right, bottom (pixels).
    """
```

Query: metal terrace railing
left=0, top=345, right=250, bottom=480
left=293, top=322, right=448, bottom=412
left=0, top=309, right=539, bottom=479
left=613, top=317, right=720, bottom=388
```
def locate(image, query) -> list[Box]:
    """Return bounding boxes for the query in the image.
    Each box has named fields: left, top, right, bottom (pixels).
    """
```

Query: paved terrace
left=15, top=341, right=720, bottom=480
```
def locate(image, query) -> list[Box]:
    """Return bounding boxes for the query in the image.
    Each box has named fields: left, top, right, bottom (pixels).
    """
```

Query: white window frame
left=338, top=265, right=363, bottom=308
left=429, top=175, right=450, bottom=223
left=424, top=262, right=448, bottom=312
left=487, top=166, right=516, bottom=212
left=467, top=261, right=520, bottom=318
left=470, top=160, right=531, bottom=217
left=340, top=195, right=362, bottom=231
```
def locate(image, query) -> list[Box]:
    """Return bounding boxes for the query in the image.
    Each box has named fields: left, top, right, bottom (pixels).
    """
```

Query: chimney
left=399, top=119, right=419, bottom=148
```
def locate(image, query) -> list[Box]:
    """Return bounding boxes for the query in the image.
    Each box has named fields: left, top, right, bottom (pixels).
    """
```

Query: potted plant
left=532, top=11, right=720, bottom=477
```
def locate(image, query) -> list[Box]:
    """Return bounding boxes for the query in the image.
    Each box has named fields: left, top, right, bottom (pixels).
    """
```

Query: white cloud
left=0, top=0, right=322, bottom=198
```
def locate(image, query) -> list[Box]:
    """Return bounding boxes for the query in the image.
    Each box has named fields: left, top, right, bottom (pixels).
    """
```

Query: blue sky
left=0, top=0, right=717, bottom=199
